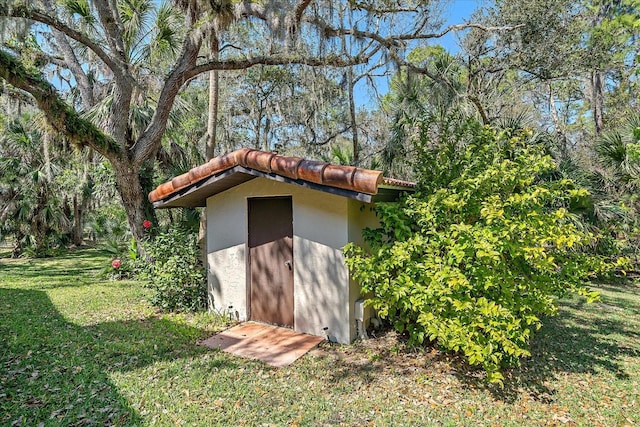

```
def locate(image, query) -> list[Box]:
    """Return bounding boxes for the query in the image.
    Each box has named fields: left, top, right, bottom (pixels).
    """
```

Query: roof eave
left=152, top=166, right=384, bottom=209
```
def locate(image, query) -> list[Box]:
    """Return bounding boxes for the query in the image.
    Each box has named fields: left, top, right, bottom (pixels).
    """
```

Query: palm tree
left=592, top=113, right=640, bottom=253
left=596, top=113, right=640, bottom=192
left=0, top=113, right=68, bottom=256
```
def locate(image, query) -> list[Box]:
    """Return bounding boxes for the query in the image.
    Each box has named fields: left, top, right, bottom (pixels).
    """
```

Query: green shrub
left=99, top=237, right=139, bottom=280
left=140, top=226, right=206, bottom=312
left=345, top=119, right=625, bottom=384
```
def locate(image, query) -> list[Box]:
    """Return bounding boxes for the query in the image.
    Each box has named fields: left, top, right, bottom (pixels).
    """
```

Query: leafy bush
left=140, top=226, right=207, bottom=312
left=99, top=237, right=139, bottom=280
left=345, top=119, right=624, bottom=383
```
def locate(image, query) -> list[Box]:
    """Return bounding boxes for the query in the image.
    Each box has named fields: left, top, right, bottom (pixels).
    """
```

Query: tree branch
left=413, top=22, right=525, bottom=40
left=311, top=125, right=353, bottom=146
left=89, top=0, right=134, bottom=144
left=93, top=0, right=128, bottom=66
left=0, top=4, right=128, bottom=79
left=42, top=0, right=94, bottom=108
left=294, top=0, right=313, bottom=22
left=468, top=95, right=490, bottom=125
left=31, top=51, right=67, bottom=69
left=49, top=32, right=95, bottom=107
left=0, top=82, right=36, bottom=105
left=308, top=17, right=404, bottom=49
left=310, top=20, right=524, bottom=48
left=187, top=52, right=378, bottom=77
left=134, top=37, right=377, bottom=166
left=390, top=52, right=447, bottom=87
left=347, top=0, right=422, bottom=14
left=131, top=32, right=202, bottom=165
left=0, top=50, right=121, bottom=158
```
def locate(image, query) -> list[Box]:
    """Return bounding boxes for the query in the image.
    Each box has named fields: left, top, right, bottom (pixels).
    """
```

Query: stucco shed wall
left=206, top=177, right=354, bottom=343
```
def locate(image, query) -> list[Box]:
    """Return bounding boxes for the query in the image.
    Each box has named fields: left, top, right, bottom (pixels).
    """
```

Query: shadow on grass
left=0, top=249, right=115, bottom=289
left=308, top=287, right=640, bottom=405
left=0, top=288, right=235, bottom=425
left=454, top=294, right=640, bottom=402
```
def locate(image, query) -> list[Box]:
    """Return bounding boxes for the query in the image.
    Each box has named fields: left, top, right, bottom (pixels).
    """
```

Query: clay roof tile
left=148, top=148, right=414, bottom=204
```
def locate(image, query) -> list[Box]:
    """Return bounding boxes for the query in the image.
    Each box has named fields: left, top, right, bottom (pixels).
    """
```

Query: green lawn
left=1, top=249, right=639, bottom=426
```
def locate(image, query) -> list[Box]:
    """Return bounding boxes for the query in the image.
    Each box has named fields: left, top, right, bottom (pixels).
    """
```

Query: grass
left=1, top=248, right=639, bottom=426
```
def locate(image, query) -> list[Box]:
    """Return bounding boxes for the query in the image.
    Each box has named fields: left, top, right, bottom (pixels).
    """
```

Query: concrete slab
left=200, top=322, right=324, bottom=367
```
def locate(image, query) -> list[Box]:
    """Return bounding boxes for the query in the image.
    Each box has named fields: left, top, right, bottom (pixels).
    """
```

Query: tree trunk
left=347, top=67, right=359, bottom=166
left=12, top=228, right=24, bottom=258
left=206, top=35, right=220, bottom=159
left=43, top=132, right=52, bottom=181
left=591, top=70, right=605, bottom=136
left=255, top=104, right=263, bottom=149
left=31, top=187, right=49, bottom=256
left=548, top=83, right=568, bottom=159
left=112, top=159, right=148, bottom=245
left=263, top=117, right=271, bottom=151
left=201, top=34, right=221, bottom=267
left=73, top=194, right=83, bottom=246
left=590, top=2, right=608, bottom=137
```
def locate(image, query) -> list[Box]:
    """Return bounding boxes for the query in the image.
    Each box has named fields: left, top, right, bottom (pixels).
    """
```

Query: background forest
left=0, top=0, right=638, bottom=259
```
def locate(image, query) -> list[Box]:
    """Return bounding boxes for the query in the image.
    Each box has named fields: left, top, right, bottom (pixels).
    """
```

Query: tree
left=56, top=149, right=99, bottom=247
left=219, top=65, right=349, bottom=154
left=0, top=0, right=519, bottom=243
left=487, top=0, right=640, bottom=137
left=0, top=112, right=68, bottom=256
left=596, top=113, right=640, bottom=213
left=379, top=44, right=529, bottom=176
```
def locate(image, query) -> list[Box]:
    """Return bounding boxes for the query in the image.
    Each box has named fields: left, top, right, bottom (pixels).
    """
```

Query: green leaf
left=62, top=0, right=96, bottom=25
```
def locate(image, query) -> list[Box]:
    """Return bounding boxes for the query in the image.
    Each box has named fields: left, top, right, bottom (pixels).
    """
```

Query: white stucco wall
left=292, top=186, right=349, bottom=343
left=206, top=188, right=247, bottom=321
left=206, top=178, right=355, bottom=343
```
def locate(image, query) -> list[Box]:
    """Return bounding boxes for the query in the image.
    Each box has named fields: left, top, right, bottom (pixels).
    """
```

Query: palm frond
left=61, top=0, right=96, bottom=25
left=141, top=3, right=182, bottom=63
left=596, top=129, right=626, bottom=169
left=120, top=0, right=155, bottom=62
left=496, top=111, right=532, bottom=133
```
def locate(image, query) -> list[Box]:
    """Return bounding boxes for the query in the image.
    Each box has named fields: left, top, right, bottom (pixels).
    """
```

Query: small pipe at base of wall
left=355, top=319, right=368, bottom=340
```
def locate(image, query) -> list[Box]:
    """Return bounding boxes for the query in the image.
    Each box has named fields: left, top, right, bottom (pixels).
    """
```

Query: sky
left=354, top=0, right=483, bottom=107
left=439, top=0, right=485, bottom=52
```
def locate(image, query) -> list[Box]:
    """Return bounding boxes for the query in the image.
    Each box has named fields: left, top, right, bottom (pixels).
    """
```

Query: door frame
left=245, top=195, right=294, bottom=326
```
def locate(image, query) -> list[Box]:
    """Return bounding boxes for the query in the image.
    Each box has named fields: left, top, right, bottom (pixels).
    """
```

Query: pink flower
left=143, top=219, right=152, bottom=229
left=112, top=259, right=121, bottom=269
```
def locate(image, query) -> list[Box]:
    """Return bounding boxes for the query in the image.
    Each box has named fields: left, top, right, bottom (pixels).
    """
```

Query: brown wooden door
left=248, top=197, right=294, bottom=327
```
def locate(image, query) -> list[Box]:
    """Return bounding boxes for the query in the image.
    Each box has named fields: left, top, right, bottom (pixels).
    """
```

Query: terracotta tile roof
left=149, top=148, right=415, bottom=204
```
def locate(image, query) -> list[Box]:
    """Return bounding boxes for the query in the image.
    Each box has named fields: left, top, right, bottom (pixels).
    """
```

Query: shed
left=149, top=148, right=414, bottom=344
